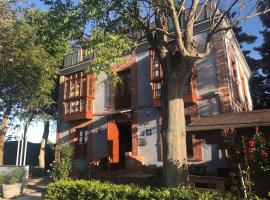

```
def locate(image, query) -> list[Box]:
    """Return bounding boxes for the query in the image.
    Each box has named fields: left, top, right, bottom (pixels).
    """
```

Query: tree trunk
left=161, top=61, right=189, bottom=187
left=0, top=107, right=11, bottom=164
left=38, top=120, right=49, bottom=170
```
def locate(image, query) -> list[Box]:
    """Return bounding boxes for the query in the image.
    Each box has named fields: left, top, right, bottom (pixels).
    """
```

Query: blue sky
left=21, top=0, right=264, bottom=143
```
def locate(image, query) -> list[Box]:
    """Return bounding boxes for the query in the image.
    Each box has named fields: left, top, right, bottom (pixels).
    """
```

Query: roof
left=187, top=110, right=270, bottom=132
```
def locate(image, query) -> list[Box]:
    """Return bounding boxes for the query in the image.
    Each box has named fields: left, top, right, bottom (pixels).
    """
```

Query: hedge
left=44, top=179, right=246, bottom=200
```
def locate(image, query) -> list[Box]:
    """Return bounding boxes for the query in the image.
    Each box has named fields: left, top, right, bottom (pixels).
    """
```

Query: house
left=56, top=2, right=254, bottom=180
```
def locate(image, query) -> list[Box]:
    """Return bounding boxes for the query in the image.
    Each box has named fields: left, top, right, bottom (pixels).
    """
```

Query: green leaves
left=0, top=13, right=57, bottom=119
left=48, top=144, right=73, bottom=181
left=85, top=29, right=131, bottom=83
left=44, top=179, right=242, bottom=200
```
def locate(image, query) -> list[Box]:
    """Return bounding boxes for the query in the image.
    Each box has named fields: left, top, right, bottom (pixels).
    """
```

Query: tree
left=24, top=7, right=74, bottom=170
left=49, top=0, right=270, bottom=187
left=0, top=0, right=57, bottom=164
left=251, top=0, right=270, bottom=109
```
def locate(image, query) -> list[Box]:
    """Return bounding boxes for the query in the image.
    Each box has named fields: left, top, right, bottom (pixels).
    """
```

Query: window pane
left=89, top=78, right=93, bottom=95
left=79, top=136, right=83, bottom=144
left=65, top=81, right=70, bottom=99
left=81, top=78, right=86, bottom=96
left=81, top=99, right=86, bottom=112
left=65, top=102, right=70, bottom=114
left=84, top=130, right=88, bottom=142
left=155, top=83, right=161, bottom=97
left=88, top=99, right=91, bottom=111
left=75, top=100, right=80, bottom=112
left=70, top=80, right=75, bottom=97
left=75, top=80, right=80, bottom=96
left=71, top=101, right=75, bottom=113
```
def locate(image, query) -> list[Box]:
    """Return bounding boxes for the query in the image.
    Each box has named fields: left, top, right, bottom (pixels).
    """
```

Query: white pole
left=16, top=127, right=23, bottom=166
left=23, top=135, right=27, bottom=166
left=19, top=122, right=27, bottom=166
left=16, top=139, right=21, bottom=166
left=19, top=138, right=24, bottom=166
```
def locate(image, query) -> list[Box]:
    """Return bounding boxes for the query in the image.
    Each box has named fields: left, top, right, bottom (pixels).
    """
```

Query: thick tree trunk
left=38, top=120, right=49, bottom=170
left=161, top=61, right=189, bottom=187
left=0, top=107, right=11, bottom=164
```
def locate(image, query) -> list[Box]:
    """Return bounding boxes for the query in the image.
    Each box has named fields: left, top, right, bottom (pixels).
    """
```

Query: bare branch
left=167, top=0, right=188, bottom=57
left=210, top=0, right=221, bottom=27
left=151, top=27, right=174, bottom=37
left=184, top=0, right=199, bottom=52
left=193, top=0, right=210, bottom=24
left=177, top=0, right=186, bottom=17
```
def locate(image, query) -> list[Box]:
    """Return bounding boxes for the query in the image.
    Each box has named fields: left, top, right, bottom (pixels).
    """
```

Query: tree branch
left=167, top=0, right=188, bottom=57
left=184, top=0, right=199, bottom=52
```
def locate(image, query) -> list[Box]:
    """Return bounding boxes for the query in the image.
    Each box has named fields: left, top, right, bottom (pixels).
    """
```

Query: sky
left=10, top=0, right=264, bottom=144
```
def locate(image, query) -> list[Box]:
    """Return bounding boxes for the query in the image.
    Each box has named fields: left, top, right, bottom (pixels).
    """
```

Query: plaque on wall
left=146, top=129, right=152, bottom=136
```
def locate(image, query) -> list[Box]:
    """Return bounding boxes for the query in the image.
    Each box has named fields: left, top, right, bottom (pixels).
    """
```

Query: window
left=153, top=54, right=161, bottom=78
left=186, top=134, right=193, bottom=158
left=74, top=129, right=88, bottom=159
left=155, top=82, right=161, bottom=98
left=150, top=49, right=163, bottom=80
left=115, top=70, right=131, bottom=109
left=186, top=134, right=202, bottom=161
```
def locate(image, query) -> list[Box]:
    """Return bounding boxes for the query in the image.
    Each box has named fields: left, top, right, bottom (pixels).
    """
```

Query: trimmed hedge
left=44, top=179, right=243, bottom=200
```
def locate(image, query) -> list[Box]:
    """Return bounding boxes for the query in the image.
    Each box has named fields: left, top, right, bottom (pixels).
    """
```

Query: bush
left=48, top=144, right=72, bottom=181
left=44, top=179, right=244, bottom=200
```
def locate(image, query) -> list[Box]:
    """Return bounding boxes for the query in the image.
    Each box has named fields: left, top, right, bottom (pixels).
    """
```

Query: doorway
left=107, top=121, right=132, bottom=169
left=117, top=122, right=132, bottom=169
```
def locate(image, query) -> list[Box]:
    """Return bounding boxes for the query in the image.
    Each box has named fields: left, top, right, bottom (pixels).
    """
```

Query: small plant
left=48, top=144, right=72, bottom=181
left=0, top=168, right=24, bottom=185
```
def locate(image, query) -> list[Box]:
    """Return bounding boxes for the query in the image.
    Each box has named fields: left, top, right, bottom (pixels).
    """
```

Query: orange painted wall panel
left=107, top=122, right=119, bottom=163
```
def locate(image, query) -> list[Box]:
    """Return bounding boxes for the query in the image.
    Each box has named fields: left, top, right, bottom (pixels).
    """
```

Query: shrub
left=0, top=168, right=24, bottom=185
left=48, top=144, right=72, bottom=181
left=44, top=179, right=244, bottom=200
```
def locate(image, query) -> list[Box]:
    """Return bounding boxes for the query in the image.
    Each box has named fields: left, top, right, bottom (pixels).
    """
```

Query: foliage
left=0, top=168, right=24, bottom=185
left=222, top=129, right=270, bottom=172
left=48, top=144, right=73, bottom=181
left=221, top=129, right=270, bottom=198
left=0, top=0, right=58, bottom=123
left=44, top=179, right=242, bottom=200
left=85, top=29, right=131, bottom=83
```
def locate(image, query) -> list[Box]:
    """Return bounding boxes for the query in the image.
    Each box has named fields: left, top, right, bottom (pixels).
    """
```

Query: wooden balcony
left=64, top=97, right=94, bottom=121
left=151, top=79, right=197, bottom=108
left=150, top=49, right=197, bottom=108
left=63, top=71, right=95, bottom=121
